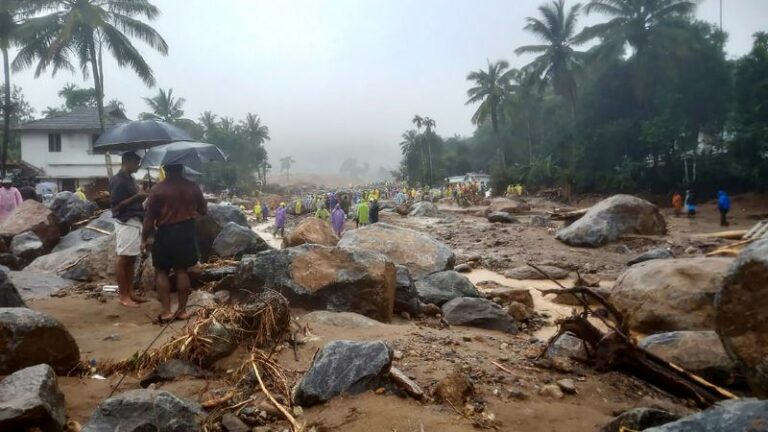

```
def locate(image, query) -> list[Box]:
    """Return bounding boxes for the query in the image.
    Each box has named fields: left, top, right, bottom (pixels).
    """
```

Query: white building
left=446, top=172, right=491, bottom=185
left=15, top=107, right=128, bottom=191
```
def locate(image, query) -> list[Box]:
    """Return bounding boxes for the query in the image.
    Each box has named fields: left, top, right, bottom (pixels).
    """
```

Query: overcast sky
left=11, top=0, right=767, bottom=174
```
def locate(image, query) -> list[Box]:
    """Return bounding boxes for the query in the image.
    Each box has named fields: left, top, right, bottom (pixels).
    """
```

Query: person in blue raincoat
left=717, top=190, right=731, bottom=227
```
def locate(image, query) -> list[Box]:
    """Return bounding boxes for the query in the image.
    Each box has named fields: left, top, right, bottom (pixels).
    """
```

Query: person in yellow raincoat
left=75, top=187, right=87, bottom=201
left=254, top=201, right=263, bottom=221
left=315, top=205, right=330, bottom=221
left=295, top=200, right=302, bottom=215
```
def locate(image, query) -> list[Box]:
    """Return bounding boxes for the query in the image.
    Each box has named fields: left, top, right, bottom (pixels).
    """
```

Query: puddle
left=464, top=268, right=577, bottom=339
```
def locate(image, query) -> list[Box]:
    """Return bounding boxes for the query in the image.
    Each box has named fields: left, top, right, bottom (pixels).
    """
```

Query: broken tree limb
left=529, top=262, right=735, bottom=408
left=693, top=230, right=748, bottom=240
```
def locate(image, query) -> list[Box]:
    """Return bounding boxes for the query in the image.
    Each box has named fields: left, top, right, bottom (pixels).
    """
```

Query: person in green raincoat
left=315, top=205, right=330, bottom=221
left=356, top=199, right=369, bottom=228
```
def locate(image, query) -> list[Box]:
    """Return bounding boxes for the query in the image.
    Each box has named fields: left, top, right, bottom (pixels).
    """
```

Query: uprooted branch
left=530, top=263, right=736, bottom=408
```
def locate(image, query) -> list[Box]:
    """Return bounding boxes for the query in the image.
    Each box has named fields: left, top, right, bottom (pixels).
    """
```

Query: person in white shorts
left=108, top=152, right=148, bottom=308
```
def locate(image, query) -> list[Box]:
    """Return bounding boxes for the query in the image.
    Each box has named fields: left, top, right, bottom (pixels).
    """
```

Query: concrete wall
left=20, top=131, right=120, bottom=180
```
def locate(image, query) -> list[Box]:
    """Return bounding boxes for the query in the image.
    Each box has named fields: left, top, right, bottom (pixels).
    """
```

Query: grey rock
left=338, top=223, right=455, bottom=278
left=0, top=253, right=19, bottom=271
left=200, top=265, right=238, bottom=282
left=7, top=270, right=74, bottom=300
left=627, top=248, right=674, bottom=266
left=415, top=270, right=479, bottom=306
left=600, top=408, right=680, bottom=432
left=187, top=290, right=216, bottom=313
left=139, top=359, right=211, bottom=388
left=716, top=239, right=768, bottom=396
left=454, top=263, right=472, bottom=273
left=556, top=195, right=666, bottom=247
left=0, top=308, right=80, bottom=375
left=547, top=332, right=589, bottom=362
left=10, top=231, right=44, bottom=261
left=47, top=191, right=97, bottom=227
left=408, top=201, right=440, bottom=217
left=639, top=331, right=740, bottom=386
left=529, top=215, right=549, bottom=227
left=0, top=364, right=67, bottom=431
left=441, top=297, right=518, bottom=332
left=212, top=222, right=270, bottom=258
left=213, top=290, right=231, bottom=304
left=221, top=413, right=249, bottom=432
left=237, top=245, right=396, bottom=322
left=197, top=203, right=250, bottom=260
left=394, top=265, right=420, bottom=316
left=301, top=311, right=382, bottom=329
left=0, top=270, right=25, bottom=307
left=293, top=340, right=392, bottom=406
left=201, top=319, right=237, bottom=366
left=645, top=399, right=768, bottom=432
left=505, top=265, right=569, bottom=280
left=612, top=257, right=731, bottom=333
left=82, top=389, right=202, bottom=432
left=487, top=212, right=519, bottom=224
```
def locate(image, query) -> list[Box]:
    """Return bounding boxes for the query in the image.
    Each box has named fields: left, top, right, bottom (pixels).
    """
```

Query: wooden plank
left=693, top=230, right=748, bottom=240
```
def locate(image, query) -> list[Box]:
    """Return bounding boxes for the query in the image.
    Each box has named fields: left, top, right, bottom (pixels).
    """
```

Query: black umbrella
left=140, top=141, right=227, bottom=172
left=93, top=120, right=193, bottom=152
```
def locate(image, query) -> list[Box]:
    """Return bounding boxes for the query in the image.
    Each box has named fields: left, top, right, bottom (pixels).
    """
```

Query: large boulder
left=0, top=308, right=80, bottom=375
left=8, top=271, right=74, bottom=300
left=644, top=399, right=768, bottom=432
left=394, top=265, right=420, bottom=316
left=555, top=195, right=666, bottom=247
left=283, top=217, right=339, bottom=247
left=47, top=191, right=97, bottom=228
left=611, top=257, right=731, bottom=333
left=414, top=270, right=479, bottom=306
left=293, top=340, right=392, bottom=406
left=638, top=331, right=740, bottom=386
left=0, top=200, right=60, bottom=250
left=504, top=265, right=569, bottom=280
left=53, top=211, right=116, bottom=252
left=82, top=389, right=202, bottom=432
left=237, top=245, right=396, bottom=322
left=0, top=271, right=25, bottom=307
left=10, top=231, right=45, bottom=263
left=715, top=239, right=768, bottom=397
left=197, top=204, right=249, bottom=260
left=212, top=222, right=270, bottom=258
left=0, top=364, right=67, bottom=431
left=484, top=198, right=531, bottom=215
left=338, top=223, right=454, bottom=278
left=408, top=201, right=440, bottom=217
left=441, top=297, right=517, bottom=332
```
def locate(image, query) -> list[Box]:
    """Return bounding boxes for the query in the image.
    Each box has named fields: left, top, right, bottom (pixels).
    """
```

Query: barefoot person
left=108, top=152, right=148, bottom=308
left=141, top=164, right=207, bottom=322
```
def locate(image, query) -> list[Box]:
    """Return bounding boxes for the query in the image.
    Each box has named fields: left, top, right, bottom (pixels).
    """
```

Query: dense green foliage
left=398, top=0, right=768, bottom=197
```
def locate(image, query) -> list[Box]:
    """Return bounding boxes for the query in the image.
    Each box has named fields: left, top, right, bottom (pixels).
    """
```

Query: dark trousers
left=720, top=210, right=729, bottom=226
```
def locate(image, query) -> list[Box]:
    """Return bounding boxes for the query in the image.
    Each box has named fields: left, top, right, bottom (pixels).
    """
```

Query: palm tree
left=515, top=0, right=585, bottom=170
left=199, top=111, right=218, bottom=140
left=280, top=156, right=295, bottom=180
left=422, top=116, right=436, bottom=185
left=465, top=60, right=516, bottom=167
left=411, top=115, right=427, bottom=182
left=578, top=0, right=698, bottom=59
left=141, top=88, right=185, bottom=122
left=0, top=0, right=49, bottom=176
left=14, top=0, right=168, bottom=131
left=240, top=113, right=270, bottom=184
left=399, top=129, right=420, bottom=184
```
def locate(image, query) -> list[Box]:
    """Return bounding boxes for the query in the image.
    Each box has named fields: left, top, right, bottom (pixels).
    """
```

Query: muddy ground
left=27, top=194, right=768, bottom=431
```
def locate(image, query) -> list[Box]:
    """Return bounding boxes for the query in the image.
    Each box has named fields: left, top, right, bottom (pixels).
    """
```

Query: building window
left=48, top=133, right=62, bottom=152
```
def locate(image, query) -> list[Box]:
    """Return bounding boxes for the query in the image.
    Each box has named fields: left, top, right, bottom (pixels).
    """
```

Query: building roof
left=15, top=106, right=129, bottom=132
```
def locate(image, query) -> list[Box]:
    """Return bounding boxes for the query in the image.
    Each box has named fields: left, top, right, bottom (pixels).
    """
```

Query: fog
left=10, top=0, right=767, bottom=176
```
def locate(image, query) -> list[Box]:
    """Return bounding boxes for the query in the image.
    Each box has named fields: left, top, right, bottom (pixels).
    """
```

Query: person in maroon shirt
left=141, top=164, right=207, bottom=322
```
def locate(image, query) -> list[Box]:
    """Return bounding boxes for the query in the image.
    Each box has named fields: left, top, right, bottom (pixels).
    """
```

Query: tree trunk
left=1, top=47, right=11, bottom=178
left=426, top=133, right=434, bottom=186
left=569, top=91, right=577, bottom=173
left=526, top=115, right=534, bottom=164
left=491, top=105, right=505, bottom=168
left=88, top=36, right=112, bottom=178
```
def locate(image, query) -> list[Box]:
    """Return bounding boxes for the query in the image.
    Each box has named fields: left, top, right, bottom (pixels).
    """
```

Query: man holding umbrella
left=109, top=151, right=148, bottom=308
left=141, top=163, right=207, bottom=322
